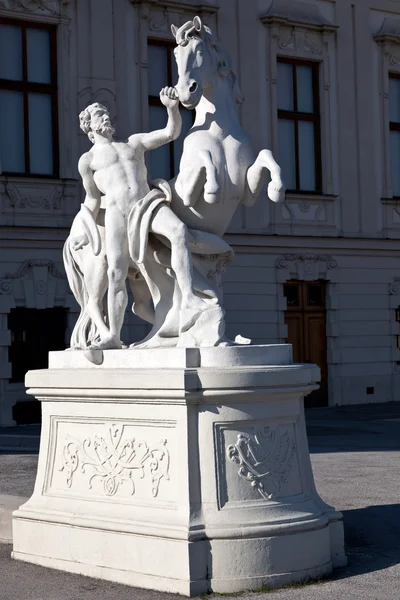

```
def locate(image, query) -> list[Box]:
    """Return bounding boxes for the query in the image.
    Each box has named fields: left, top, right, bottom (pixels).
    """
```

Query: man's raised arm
left=131, top=87, right=182, bottom=152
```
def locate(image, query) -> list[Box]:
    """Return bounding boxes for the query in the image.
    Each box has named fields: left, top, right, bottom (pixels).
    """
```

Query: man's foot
left=89, top=335, right=122, bottom=350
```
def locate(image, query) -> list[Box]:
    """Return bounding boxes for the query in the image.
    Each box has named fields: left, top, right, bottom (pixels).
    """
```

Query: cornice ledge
left=374, top=18, right=400, bottom=45
left=261, top=0, right=337, bottom=33
left=130, top=0, right=219, bottom=15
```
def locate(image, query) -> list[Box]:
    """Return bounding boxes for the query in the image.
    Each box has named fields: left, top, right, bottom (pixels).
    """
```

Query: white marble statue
left=64, top=16, right=285, bottom=351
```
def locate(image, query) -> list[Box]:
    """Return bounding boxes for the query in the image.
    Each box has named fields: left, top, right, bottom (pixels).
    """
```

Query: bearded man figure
left=74, top=88, right=207, bottom=350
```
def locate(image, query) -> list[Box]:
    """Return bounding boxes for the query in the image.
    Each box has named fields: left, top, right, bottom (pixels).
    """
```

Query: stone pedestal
left=12, top=345, right=346, bottom=595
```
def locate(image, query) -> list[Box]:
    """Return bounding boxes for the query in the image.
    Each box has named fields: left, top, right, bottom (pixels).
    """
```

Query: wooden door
left=283, top=281, right=328, bottom=407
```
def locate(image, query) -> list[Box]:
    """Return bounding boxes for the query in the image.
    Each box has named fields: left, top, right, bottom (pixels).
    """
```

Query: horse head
left=171, top=16, right=244, bottom=109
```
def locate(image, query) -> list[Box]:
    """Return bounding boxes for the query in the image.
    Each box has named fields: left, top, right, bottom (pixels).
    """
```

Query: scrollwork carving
left=389, top=280, right=400, bottom=295
left=149, top=10, right=168, bottom=31
left=5, top=183, right=63, bottom=210
left=276, top=254, right=337, bottom=269
left=0, top=259, right=65, bottom=295
left=0, top=0, right=60, bottom=15
left=59, top=424, right=170, bottom=498
left=226, top=427, right=296, bottom=500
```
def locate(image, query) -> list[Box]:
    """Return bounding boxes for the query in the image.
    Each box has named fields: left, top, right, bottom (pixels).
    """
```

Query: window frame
left=0, top=17, right=59, bottom=178
left=389, top=72, right=400, bottom=199
left=277, top=56, right=322, bottom=194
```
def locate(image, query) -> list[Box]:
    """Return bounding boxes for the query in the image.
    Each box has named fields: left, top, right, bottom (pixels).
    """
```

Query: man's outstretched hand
left=160, top=86, right=179, bottom=109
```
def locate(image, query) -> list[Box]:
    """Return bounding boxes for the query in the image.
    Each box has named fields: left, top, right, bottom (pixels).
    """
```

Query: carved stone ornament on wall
left=0, top=0, right=66, bottom=15
left=131, top=0, right=219, bottom=35
left=6, top=183, right=62, bottom=210
left=277, top=254, right=337, bottom=270
left=261, top=0, right=337, bottom=44
left=59, top=424, right=170, bottom=498
left=0, top=259, right=65, bottom=295
left=389, top=279, right=400, bottom=295
left=226, top=427, right=296, bottom=500
left=276, top=254, right=337, bottom=282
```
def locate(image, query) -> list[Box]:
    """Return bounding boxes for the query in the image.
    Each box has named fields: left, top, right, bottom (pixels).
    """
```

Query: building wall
left=1, top=0, right=400, bottom=424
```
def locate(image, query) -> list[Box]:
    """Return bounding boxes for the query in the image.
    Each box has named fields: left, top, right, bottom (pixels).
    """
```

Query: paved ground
left=0, top=402, right=399, bottom=600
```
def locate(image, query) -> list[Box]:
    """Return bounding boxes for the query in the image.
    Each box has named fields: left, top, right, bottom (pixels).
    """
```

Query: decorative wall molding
left=226, top=427, right=296, bottom=500
left=0, top=0, right=70, bottom=18
left=0, top=259, right=65, bottom=296
left=5, top=183, right=62, bottom=211
left=261, top=0, right=337, bottom=34
left=131, top=0, right=218, bottom=18
left=374, top=18, right=400, bottom=46
left=60, top=424, right=170, bottom=498
left=276, top=253, right=337, bottom=281
left=389, top=279, right=400, bottom=295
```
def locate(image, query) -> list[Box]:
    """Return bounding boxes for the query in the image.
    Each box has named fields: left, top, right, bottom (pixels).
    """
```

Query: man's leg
left=94, top=206, right=129, bottom=349
left=150, top=205, right=204, bottom=312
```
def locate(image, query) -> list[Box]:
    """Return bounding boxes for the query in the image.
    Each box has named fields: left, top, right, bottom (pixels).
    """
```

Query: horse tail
left=63, top=238, right=99, bottom=349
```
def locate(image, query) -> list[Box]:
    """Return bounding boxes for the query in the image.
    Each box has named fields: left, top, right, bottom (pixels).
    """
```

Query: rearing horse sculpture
left=132, top=16, right=285, bottom=347
left=169, top=16, right=284, bottom=235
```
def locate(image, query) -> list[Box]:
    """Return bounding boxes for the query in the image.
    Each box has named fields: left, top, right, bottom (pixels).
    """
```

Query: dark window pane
left=277, top=62, right=294, bottom=111
left=0, top=24, right=22, bottom=81
left=0, top=90, right=25, bottom=172
left=148, top=44, right=168, bottom=96
left=278, top=118, right=296, bottom=189
left=298, top=120, right=316, bottom=191
left=284, top=285, right=299, bottom=307
left=28, top=93, right=53, bottom=174
left=389, top=77, right=400, bottom=124
left=390, top=130, right=400, bottom=196
left=171, top=47, right=178, bottom=85
left=27, top=28, right=51, bottom=84
left=308, top=285, right=323, bottom=307
left=149, top=104, right=170, bottom=179
left=296, top=65, right=314, bottom=113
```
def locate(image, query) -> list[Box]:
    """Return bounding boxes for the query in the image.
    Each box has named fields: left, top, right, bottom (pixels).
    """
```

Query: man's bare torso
left=87, top=139, right=150, bottom=216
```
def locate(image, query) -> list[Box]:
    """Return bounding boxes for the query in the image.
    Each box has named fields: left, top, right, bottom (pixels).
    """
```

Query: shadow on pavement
left=331, top=503, right=400, bottom=580
left=306, top=402, right=400, bottom=454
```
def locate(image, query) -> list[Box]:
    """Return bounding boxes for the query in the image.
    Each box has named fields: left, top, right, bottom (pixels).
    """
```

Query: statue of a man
left=75, top=87, right=205, bottom=350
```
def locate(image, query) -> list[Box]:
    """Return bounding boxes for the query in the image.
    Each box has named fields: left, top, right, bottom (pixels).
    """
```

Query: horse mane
left=173, top=19, right=244, bottom=106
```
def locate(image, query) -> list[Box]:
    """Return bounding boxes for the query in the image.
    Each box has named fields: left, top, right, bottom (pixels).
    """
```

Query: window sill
left=285, top=192, right=337, bottom=202
left=381, top=197, right=400, bottom=204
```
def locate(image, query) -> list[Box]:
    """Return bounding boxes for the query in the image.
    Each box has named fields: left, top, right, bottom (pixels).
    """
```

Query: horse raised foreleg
left=176, top=149, right=220, bottom=207
left=243, top=149, right=285, bottom=207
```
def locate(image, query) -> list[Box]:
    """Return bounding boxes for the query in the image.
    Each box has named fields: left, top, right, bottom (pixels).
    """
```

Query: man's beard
left=94, top=123, right=115, bottom=137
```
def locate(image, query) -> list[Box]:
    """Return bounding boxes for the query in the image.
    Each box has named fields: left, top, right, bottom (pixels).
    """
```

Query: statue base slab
left=12, top=345, right=346, bottom=595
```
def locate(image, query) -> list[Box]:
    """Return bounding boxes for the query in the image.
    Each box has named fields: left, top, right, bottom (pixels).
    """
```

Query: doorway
left=8, top=307, right=68, bottom=424
left=283, top=280, right=328, bottom=407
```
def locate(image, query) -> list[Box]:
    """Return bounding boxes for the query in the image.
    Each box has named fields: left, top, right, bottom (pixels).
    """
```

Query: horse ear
left=193, top=16, right=202, bottom=32
left=171, top=24, right=178, bottom=38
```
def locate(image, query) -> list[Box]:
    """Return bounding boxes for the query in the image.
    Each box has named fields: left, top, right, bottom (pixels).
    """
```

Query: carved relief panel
left=45, top=417, right=177, bottom=505
left=215, top=420, right=302, bottom=509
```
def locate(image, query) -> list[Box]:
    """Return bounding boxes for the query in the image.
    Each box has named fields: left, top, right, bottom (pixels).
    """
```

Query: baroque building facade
left=0, top=0, right=400, bottom=426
